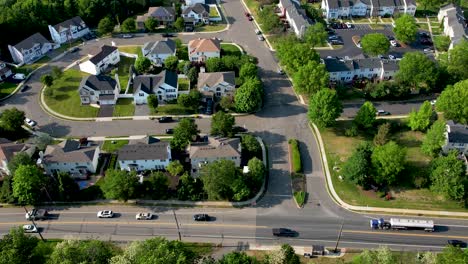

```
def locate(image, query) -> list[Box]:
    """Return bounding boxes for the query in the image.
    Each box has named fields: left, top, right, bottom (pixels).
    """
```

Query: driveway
left=98, top=105, right=114, bottom=117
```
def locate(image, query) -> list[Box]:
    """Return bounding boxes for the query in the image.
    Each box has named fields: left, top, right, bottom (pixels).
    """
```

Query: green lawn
left=431, top=27, right=442, bottom=35
left=209, top=6, right=220, bottom=17
left=221, top=43, right=243, bottom=56
left=118, top=46, right=142, bottom=57
left=244, top=0, right=260, bottom=16
left=178, top=77, right=190, bottom=91
left=0, top=82, right=17, bottom=99
left=43, top=69, right=98, bottom=118
left=294, top=191, right=306, bottom=207
left=113, top=98, right=135, bottom=117
left=381, top=17, right=393, bottom=23
left=54, top=39, right=84, bottom=54
left=154, top=104, right=195, bottom=115
left=101, top=140, right=129, bottom=153
left=195, top=23, right=227, bottom=32
left=417, top=23, right=430, bottom=30
left=288, top=139, right=302, bottom=173
left=115, top=56, right=135, bottom=92
left=15, top=56, right=50, bottom=74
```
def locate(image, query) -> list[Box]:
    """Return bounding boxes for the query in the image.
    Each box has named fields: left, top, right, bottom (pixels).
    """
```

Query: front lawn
left=113, top=98, right=135, bottom=117
left=154, top=104, right=195, bottom=115
left=102, top=140, right=129, bottom=153
left=118, top=46, right=142, bottom=57
left=195, top=23, right=227, bottom=32
left=0, top=82, right=17, bottom=99
left=221, top=43, right=243, bottom=56
left=43, top=69, right=99, bottom=118
left=15, top=56, right=50, bottom=74
left=178, top=77, right=190, bottom=91
left=54, top=40, right=84, bottom=54
left=209, top=6, right=220, bottom=17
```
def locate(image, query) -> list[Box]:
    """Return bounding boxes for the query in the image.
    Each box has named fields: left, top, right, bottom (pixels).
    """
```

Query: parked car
left=158, top=116, right=173, bottom=123
left=390, top=40, right=398, bottom=47
left=278, top=68, right=285, bottom=75
left=388, top=54, right=396, bottom=60
left=23, top=224, right=38, bottom=233
left=165, top=128, right=174, bottom=134
left=82, top=33, right=96, bottom=41
left=70, top=46, right=80, bottom=53
left=377, top=54, right=386, bottom=59
left=97, top=210, right=114, bottom=218
left=430, top=99, right=437, bottom=105
left=420, top=39, right=433, bottom=45
left=258, top=35, right=264, bottom=41
left=162, top=33, right=175, bottom=37
left=423, top=47, right=434, bottom=53
left=136, top=213, right=153, bottom=220
left=255, top=29, right=261, bottom=35
left=419, top=32, right=430, bottom=38
left=193, top=214, right=210, bottom=221
left=377, top=110, right=390, bottom=116
left=12, top=73, right=26, bottom=80
left=330, top=39, right=344, bottom=45
left=328, top=35, right=339, bottom=40
left=245, top=12, right=251, bottom=17
left=233, top=126, right=248, bottom=133
left=248, top=16, right=253, bottom=21
left=25, top=118, right=36, bottom=127
left=121, top=34, right=134, bottom=39
left=447, top=240, right=467, bottom=248
left=272, top=228, right=297, bottom=237
left=20, top=85, right=30, bottom=92
left=345, top=22, right=353, bottom=28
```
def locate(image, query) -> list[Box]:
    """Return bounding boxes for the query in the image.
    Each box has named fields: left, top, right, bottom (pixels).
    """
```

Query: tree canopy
left=170, top=118, right=198, bottom=151
left=436, top=79, right=468, bottom=124
left=200, top=160, right=243, bottom=200
left=444, top=39, right=468, bottom=81
left=430, top=151, right=467, bottom=201
left=167, top=160, right=185, bottom=177
left=98, top=17, right=115, bottom=35
left=292, top=61, right=329, bottom=95
left=49, top=239, right=118, bottom=264
left=101, top=169, right=139, bottom=201
left=373, top=123, right=391, bottom=146
left=421, top=120, right=447, bottom=157
left=0, top=108, right=25, bottom=132
left=235, top=77, right=263, bottom=113
left=164, top=56, right=179, bottom=71
left=342, top=142, right=373, bottom=187
left=304, top=23, right=328, bottom=47
left=121, top=17, right=135, bottom=32
left=276, top=37, right=320, bottom=72
left=394, top=14, right=418, bottom=43
left=371, top=141, right=406, bottom=186
left=211, top=112, right=235, bottom=137
left=7, top=152, right=33, bottom=176
left=307, top=88, right=343, bottom=128
left=361, top=33, right=390, bottom=56
left=134, top=56, right=151, bottom=73
left=12, top=165, right=47, bottom=205
left=0, top=227, right=39, bottom=264
left=257, top=5, right=281, bottom=33
left=147, top=94, right=158, bottom=111
left=408, top=101, right=434, bottom=131
left=396, top=52, right=438, bottom=90
left=354, top=101, right=376, bottom=129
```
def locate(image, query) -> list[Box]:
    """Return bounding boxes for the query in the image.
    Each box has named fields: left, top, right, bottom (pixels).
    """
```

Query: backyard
left=113, top=56, right=135, bottom=92
left=113, top=98, right=135, bottom=117
left=118, top=46, right=142, bottom=57
left=101, top=139, right=129, bottom=153
left=178, top=77, right=190, bottom=91
left=0, top=82, right=17, bottom=99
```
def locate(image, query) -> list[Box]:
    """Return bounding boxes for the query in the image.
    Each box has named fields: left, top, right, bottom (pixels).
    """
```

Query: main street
left=0, top=0, right=463, bottom=251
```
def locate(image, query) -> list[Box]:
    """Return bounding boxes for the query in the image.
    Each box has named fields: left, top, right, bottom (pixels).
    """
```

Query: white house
left=323, top=57, right=400, bottom=82
left=182, top=3, right=210, bottom=24
left=142, top=39, right=176, bottom=66
left=133, top=70, right=178, bottom=104
left=380, top=59, right=399, bottom=80
left=48, top=16, right=90, bottom=44
left=79, top=75, right=119, bottom=105
left=8, top=33, right=54, bottom=65
left=79, top=45, right=120, bottom=75
left=0, top=61, right=13, bottom=81
left=197, top=71, right=236, bottom=98
left=188, top=38, right=221, bottom=62
left=189, top=137, right=242, bottom=176
left=442, top=120, right=468, bottom=155
left=117, top=137, right=172, bottom=172
left=0, top=138, right=35, bottom=176
left=42, top=140, right=100, bottom=176
left=185, top=0, right=205, bottom=6
left=279, top=0, right=311, bottom=37
left=438, top=4, right=468, bottom=49
left=321, top=0, right=416, bottom=18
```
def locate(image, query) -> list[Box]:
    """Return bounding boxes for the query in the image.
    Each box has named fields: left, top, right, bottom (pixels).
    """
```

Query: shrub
left=345, top=125, right=358, bottom=137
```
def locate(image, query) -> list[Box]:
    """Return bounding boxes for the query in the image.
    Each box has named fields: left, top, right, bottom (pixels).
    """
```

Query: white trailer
left=389, top=218, right=434, bottom=232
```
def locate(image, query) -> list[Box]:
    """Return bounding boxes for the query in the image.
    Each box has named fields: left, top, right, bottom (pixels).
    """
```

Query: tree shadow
left=38, top=122, right=71, bottom=138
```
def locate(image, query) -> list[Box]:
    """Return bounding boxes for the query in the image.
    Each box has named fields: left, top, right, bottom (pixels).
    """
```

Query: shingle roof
left=118, top=141, right=169, bottom=161
left=89, top=45, right=118, bottom=64
left=188, top=38, right=221, bottom=53
left=189, top=137, right=241, bottom=159
left=44, top=140, right=98, bottom=163
left=142, top=39, right=176, bottom=56
left=354, top=58, right=382, bottom=69
left=443, top=6, right=468, bottom=42
left=53, top=16, right=86, bottom=32
left=323, top=58, right=355, bottom=72
left=381, top=59, right=399, bottom=71
left=447, top=120, right=468, bottom=144
left=80, top=75, right=117, bottom=92
left=133, top=70, right=178, bottom=94
left=0, top=139, right=25, bottom=163
left=137, top=6, right=176, bottom=22
left=182, top=3, right=209, bottom=16
left=280, top=0, right=311, bottom=31
left=13, top=33, right=50, bottom=51
left=197, top=71, right=235, bottom=88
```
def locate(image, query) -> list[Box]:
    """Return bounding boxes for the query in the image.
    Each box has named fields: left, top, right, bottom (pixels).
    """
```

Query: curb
left=239, top=0, right=275, bottom=51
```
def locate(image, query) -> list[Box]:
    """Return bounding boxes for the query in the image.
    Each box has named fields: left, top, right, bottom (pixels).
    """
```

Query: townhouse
left=321, top=0, right=416, bottom=19
left=323, top=57, right=399, bottom=82
left=48, top=16, right=90, bottom=44
left=438, top=4, right=468, bottom=49
left=278, top=0, right=311, bottom=37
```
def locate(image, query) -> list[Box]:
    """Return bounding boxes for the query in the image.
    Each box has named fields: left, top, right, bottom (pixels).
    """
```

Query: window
left=139, top=93, right=144, bottom=96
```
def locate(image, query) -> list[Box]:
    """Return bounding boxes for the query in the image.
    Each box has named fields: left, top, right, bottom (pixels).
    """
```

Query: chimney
left=200, top=66, right=206, bottom=73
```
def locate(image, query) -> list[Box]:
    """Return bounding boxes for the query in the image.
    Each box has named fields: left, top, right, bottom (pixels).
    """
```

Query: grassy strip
left=118, top=46, right=142, bottom=57
left=293, top=191, right=306, bottom=207
left=0, top=82, right=17, bottom=99
left=113, top=98, right=135, bottom=117
left=102, top=140, right=129, bottom=153
left=115, top=56, right=135, bottom=92
left=221, top=43, right=243, bottom=56
left=288, top=139, right=302, bottom=173
left=154, top=104, right=195, bottom=115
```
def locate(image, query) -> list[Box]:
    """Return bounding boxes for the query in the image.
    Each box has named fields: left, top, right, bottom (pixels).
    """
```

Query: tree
left=396, top=52, right=438, bottom=90
left=421, top=120, right=447, bottom=157
left=200, top=160, right=238, bottom=200
left=134, top=56, right=151, bottom=73
left=342, top=142, right=373, bottom=187
left=276, top=38, right=320, bottom=72
left=394, top=14, right=418, bottom=44
left=257, top=5, right=281, bottom=33
left=247, top=157, right=265, bottom=189
left=436, top=79, right=468, bottom=124
left=147, top=94, right=159, bottom=111
left=373, top=123, right=391, bottom=146
left=177, top=172, right=204, bottom=201
left=51, top=66, right=63, bottom=79
left=144, top=17, right=158, bottom=32
left=98, top=17, right=115, bottom=35
left=222, top=55, right=239, bottom=71
left=434, top=35, right=451, bottom=52
left=292, top=60, right=329, bottom=95
left=235, top=77, right=263, bottom=113
left=445, top=40, right=468, bottom=81
left=0, top=227, right=39, bottom=264
left=218, top=252, right=259, bottom=264
left=364, top=81, right=410, bottom=99
left=408, top=101, right=434, bottom=131
left=371, top=141, right=406, bottom=186
left=121, top=17, right=136, bottom=32
left=351, top=247, right=396, bottom=264
left=48, top=239, right=118, bottom=264
left=354, top=101, right=376, bottom=129
left=55, top=172, right=79, bottom=201
left=101, top=169, right=138, bottom=202
left=187, top=67, right=198, bottom=84
left=164, top=55, right=179, bottom=71
left=418, top=0, right=443, bottom=13
left=178, top=90, right=201, bottom=109
left=242, top=134, right=261, bottom=159
left=266, top=244, right=300, bottom=264
left=40, top=74, right=53, bottom=87
left=0, top=175, right=15, bottom=203
left=211, top=111, right=235, bottom=137
left=12, top=165, right=47, bottom=205
left=170, top=118, right=198, bottom=151
left=239, top=62, right=257, bottom=84
left=304, top=23, right=328, bottom=47
left=167, top=160, right=184, bottom=176
left=174, top=17, right=185, bottom=31
left=436, top=245, right=468, bottom=264
left=7, top=152, right=33, bottom=176
left=361, top=33, right=390, bottom=56
left=0, top=108, right=25, bottom=132
left=307, top=88, right=342, bottom=128
left=220, top=96, right=234, bottom=110
left=146, top=171, right=169, bottom=199
left=205, top=57, right=223, bottom=72
left=33, top=132, right=53, bottom=150
left=429, top=151, right=466, bottom=200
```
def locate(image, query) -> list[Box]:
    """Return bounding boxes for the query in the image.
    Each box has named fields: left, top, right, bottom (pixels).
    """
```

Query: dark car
left=158, top=116, right=173, bottom=123
left=20, top=85, right=30, bottom=92
left=447, top=240, right=467, bottom=248
left=193, top=214, right=210, bottom=221
left=162, top=33, right=175, bottom=37
left=82, top=33, right=96, bottom=41
left=245, top=12, right=251, bottom=17
left=70, top=46, right=80, bottom=53
left=272, top=228, right=297, bottom=237
left=165, top=128, right=174, bottom=134
left=248, top=16, right=253, bottom=21
left=233, top=126, right=248, bottom=133
left=420, top=39, right=433, bottom=45
left=330, top=40, right=344, bottom=45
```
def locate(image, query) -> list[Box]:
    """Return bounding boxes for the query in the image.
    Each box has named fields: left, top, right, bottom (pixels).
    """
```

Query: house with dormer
left=8, top=33, right=54, bottom=65
left=136, top=6, right=176, bottom=30
left=132, top=70, right=178, bottom=104
left=142, top=39, right=176, bottom=66
left=117, top=136, right=172, bottom=172
left=0, top=138, right=35, bottom=176
left=188, top=38, right=221, bottom=62
left=79, top=45, right=120, bottom=75
left=79, top=75, right=119, bottom=105
left=48, top=16, right=90, bottom=44
left=197, top=71, right=236, bottom=98
left=442, top=120, right=468, bottom=155
left=182, top=3, right=210, bottom=24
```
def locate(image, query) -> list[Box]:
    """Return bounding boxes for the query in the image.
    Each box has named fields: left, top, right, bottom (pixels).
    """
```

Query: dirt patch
left=292, top=174, right=306, bottom=193
left=358, top=186, right=380, bottom=199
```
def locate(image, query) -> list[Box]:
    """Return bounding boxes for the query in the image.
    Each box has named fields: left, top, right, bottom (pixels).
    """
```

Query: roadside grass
left=101, top=140, right=129, bottom=153
left=209, top=6, right=220, bottom=17
left=246, top=250, right=359, bottom=263
left=0, top=82, right=17, bottom=99
left=288, top=139, right=302, bottom=173
left=195, top=23, right=227, bottom=32
left=244, top=0, right=260, bottom=16
left=43, top=69, right=99, bottom=118
left=114, top=56, right=135, bottom=92
left=380, top=17, right=393, bottom=23
left=154, top=104, right=195, bottom=115
left=178, top=77, right=190, bottom=91
left=113, top=98, right=135, bottom=117
left=221, top=43, right=243, bottom=56
left=15, top=56, right=50, bottom=74
left=184, top=242, right=213, bottom=256
left=293, top=191, right=306, bottom=207
left=118, top=46, right=142, bottom=57
left=54, top=39, right=84, bottom=53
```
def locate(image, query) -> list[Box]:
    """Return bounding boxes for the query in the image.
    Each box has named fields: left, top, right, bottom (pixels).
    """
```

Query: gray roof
left=443, top=5, right=468, bottom=42
left=117, top=141, right=169, bottom=161
left=53, top=16, right=87, bottom=32
left=381, top=59, right=399, bottom=71
left=183, top=3, right=209, bottom=16
left=142, top=39, right=176, bottom=56
left=189, top=137, right=241, bottom=159
left=80, top=75, right=117, bottom=92
left=447, top=120, right=468, bottom=144
left=354, top=58, right=382, bottom=69
left=280, top=0, right=311, bottom=32
left=323, top=58, right=354, bottom=72
left=13, top=33, right=50, bottom=51
left=44, top=140, right=98, bottom=163
left=89, top=45, right=118, bottom=64
left=133, top=70, right=178, bottom=94
left=197, top=71, right=235, bottom=88
left=137, top=6, right=176, bottom=22
left=0, top=139, right=25, bottom=163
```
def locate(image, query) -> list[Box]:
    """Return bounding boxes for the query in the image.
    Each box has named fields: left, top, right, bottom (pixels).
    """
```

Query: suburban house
left=182, top=3, right=210, bottom=24
left=8, top=33, right=54, bottom=65
left=323, top=57, right=399, bottom=82
left=132, top=70, right=178, bottom=104
left=189, top=137, right=242, bottom=176
left=438, top=4, right=468, bottom=49
left=0, top=61, right=13, bottom=81
left=41, top=139, right=100, bottom=177
left=142, top=39, right=176, bottom=66
left=442, top=120, right=468, bottom=155
left=79, top=45, right=120, bottom=75
left=321, top=0, right=416, bottom=19
left=188, top=38, right=221, bottom=62
left=48, top=16, right=90, bottom=44
left=136, top=6, right=176, bottom=30
left=278, top=0, right=311, bottom=37
left=117, top=137, right=172, bottom=172
left=79, top=75, right=119, bottom=105
left=0, top=138, right=35, bottom=176
left=185, top=0, right=205, bottom=5
left=197, top=71, right=236, bottom=98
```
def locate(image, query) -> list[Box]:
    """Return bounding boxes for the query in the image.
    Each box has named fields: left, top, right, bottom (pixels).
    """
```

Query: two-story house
left=136, top=6, right=176, bottom=30
left=438, top=4, right=468, bottom=49
left=8, top=33, right=54, bottom=65
left=188, top=38, right=221, bottom=62
left=42, top=139, right=100, bottom=177
left=133, top=70, right=178, bottom=104
left=197, top=71, right=236, bottom=98
left=354, top=58, right=382, bottom=79
left=323, top=57, right=400, bottom=83
left=321, top=0, right=416, bottom=18
left=48, top=16, right=90, bottom=44
left=442, top=120, right=468, bottom=155
left=79, top=75, right=119, bottom=105
left=189, top=137, right=242, bottom=176
left=0, top=138, right=35, bottom=176
left=142, top=39, right=176, bottom=66
left=182, top=3, right=210, bottom=24
left=185, top=0, right=205, bottom=5
left=323, top=57, right=355, bottom=82
left=0, top=61, right=12, bottom=81
left=79, top=45, right=120, bottom=75
left=279, top=0, right=311, bottom=37
left=117, top=137, right=172, bottom=172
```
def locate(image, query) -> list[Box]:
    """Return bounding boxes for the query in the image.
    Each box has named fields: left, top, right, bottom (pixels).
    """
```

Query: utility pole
left=172, top=209, right=182, bottom=241
left=334, top=220, right=344, bottom=253
left=23, top=206, right=45, bottom=241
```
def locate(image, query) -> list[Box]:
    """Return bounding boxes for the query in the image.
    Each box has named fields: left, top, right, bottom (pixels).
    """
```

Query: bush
left=288, top=139, right=302, bottom=173
left=345, top=125, right=358, bottom=137
left=293, top=191, right=306, bottom=207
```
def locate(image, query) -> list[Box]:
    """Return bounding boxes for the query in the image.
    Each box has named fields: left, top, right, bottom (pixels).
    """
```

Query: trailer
left=370, top=218, right=434, bottom=232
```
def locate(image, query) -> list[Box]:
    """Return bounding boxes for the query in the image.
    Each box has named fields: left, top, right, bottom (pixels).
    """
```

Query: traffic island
left=288, top=139, right=307, bottom=208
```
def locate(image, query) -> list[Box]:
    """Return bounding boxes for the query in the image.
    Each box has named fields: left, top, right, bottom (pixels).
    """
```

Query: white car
left=430, top=100, right=437, bottom=105
left=136, top=212, right=153, bottom=220
left=356, top=41, right=361, bottom=48
left=12, top=73, right=26, bottom=80
left=423, top=48, right=434, bottom=53
left=25, top=118, right=36, bottom=127
left=345, top=22, right=353, bottom=28
left=388, top=54, right=396, bottom=60
left=254, top=29, right=261, bottom=35
left=23, top=224, right=38, bottom=233
left=97, top=210, right=114, bottom=218
left=258, top=35, right=264, bottom=41
left=390, top=40, right=398, bottom=47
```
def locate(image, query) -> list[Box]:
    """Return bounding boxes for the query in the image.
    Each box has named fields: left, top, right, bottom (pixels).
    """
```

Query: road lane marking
left=343, top=229, right=468, bottom=239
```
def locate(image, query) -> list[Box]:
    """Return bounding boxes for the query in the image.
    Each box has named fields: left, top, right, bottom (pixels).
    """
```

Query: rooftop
left=197, top=71, right=235, bottom=89
left=118, top=141, right=170, bottom=161
left=44, top=140, right=98, bottom=163
left=52, top=16, right=87, bottom=32
left=80, top=75, right=117, bottom=92
left=89, top=45, right=118, bottom=64
left=447, top=120, right=468, bottom=144
left=13, top=33, right=50, bottom=51
left=188, top=38, right=221, bottom=53
left=189, top=137, right=241, bottom=159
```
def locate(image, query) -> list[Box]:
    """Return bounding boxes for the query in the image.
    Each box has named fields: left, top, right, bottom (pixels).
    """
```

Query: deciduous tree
left=12, top=165, right=47, bottom=205
left=205, top=57, right=223, bottom=72
left=292, top=60, right=329, bottom=95
left=101, top=169, right=138, bottom=202
left=33, top=132, right=53, bottom=150
left=354, top=101, right=376, bottom=129
left=396, top=52, right=438, bottom=90
left=371, top=141, right=406, bottom=186
left=276, top=38, right=320, bottom=72
left=7, top=152, right=33, bottom=176
left=121, top=17, right=135, bottom=32
left=242, top=134, right=261, bottom=159
left=408, top=101, right=434, bottom=131
left=235, top=77, right=263, bottom=113
left=361, top=33, right=390, bottom=56
left=177, top=172, right=204, bottom=201
left=374, top=123, right=391, bottom=146
left=200, top=160, right=238, bottom=200
left=247, top=157, right=265, bottom=189
left=164, top=55, right=179, bottom=71
left=342, top=142, right=373, bottom=187
left=134, top=56, right=151, bottom=73
left=170, top=118, right=198, bottom=151
left=147, top=94, right=158, bottom=111
left=0, top=108, right=25, bottom=132
left=147, top=171, right=169, bottom=200
left=257, top=5, right=281, bottom=33
left=98, top=17, right=115, bottom=35
left=40, top=74, right=53, bottom=87
left=0, top=227, right=39, bottom=264
left=394, top=14, right=418, bottom=44
left=211, top=111, right=235, bottom=137
left=174, top=17, right=185, bottom=31
left=434, top=35, right=451, bottom=52
left=421, top=120, right=447, bottom=157
left=304, top=23, right=328, bottom=47
left=49, top=239, right=118, bottom=264
left=167, top=160, right=184, bottom=176
left=307, top=88, right=343, bottom=128
left=436, top=79, right=468, bottom=124
left=430, top=151, right=466, bottom=200
left=144, top=17, right=158, bottom=32
left=239, top=62, right=257, bottom=84
left=436, top=245, right=468, bottom=263
left=218, top=252, right=259, bottom=264
left=445, top=40, right=468, bottom=81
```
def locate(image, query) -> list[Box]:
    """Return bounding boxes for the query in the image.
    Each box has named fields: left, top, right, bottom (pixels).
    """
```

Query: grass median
left=288, top=139, right=302, bottom=173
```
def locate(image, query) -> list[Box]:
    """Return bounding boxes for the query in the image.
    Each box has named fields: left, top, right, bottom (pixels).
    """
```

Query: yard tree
left=371, top=141, right=406, bottom=186
left=436, top=244, right=468, bottom=263
left=430, top=151, right=467, bottom=201
left=445, top=40, right=468, bottom=81
left=0, top=227, right=39, bottom=264
left=235, top=77, right=263, bottom=113
left=0, top=108, right=25, bottom=132
left=242, top=134, right=261, bottom=158
left=164, top=55, right=179, bottom=71
left=436, top=79, right=468, bottom=124
left=40, top=74, right=53, bottom=87
left=170, top=118, right=198, bottom=151
left=418, top=0, right=443, bottom=13
left=7, top=152, right=33, bottom=177
left=98, top=17, right=115, bottom=35
left=187, top=67, right=198, bottom=83
left=205, top=57, right=223, bottom=72
left=144, top=17, right=158, bottom=32
left=222, top=55, right=239, bottom=71
left=177, top=172, right=204, bottom=201
left=239, top=62, right=257, bottom=84
left=354, top=101, right=376, bottom=129
left=188, top=90, right=202, bottom=108
left=361, top=33, right=390, bottom=56
left=101, top=169, right=138, bottom=202
left=292, top=60, right=329, bottom=95
left=373, top=122, right=391, bottom=146
left=247, top=157, right=265, bottom=189
left=342, top=142, right=373, bottom=187
left=33, top=132, right=53, bottom=150
left=434, top=35, right=451, bottom=52
left=12, top=165, right=47, bottom=205
left=307, top=88, right=343, bottom=128
left=276, top=38, right=320, bottom=72
left=134, top=56, right=151, bottom=73
left=211, top=111, right=235, bottom=137
left=257, top=5, right=281, bottom=33
left=220, top=96, right=234, bottom=110
left=177, top=94, right=191, bottom=107
left=304, top=22, right=328, bottom=47
left=174, top=17, right=185, bottom=31
left=394, top=14, right=418, bottom=43
left=352, top=247, right=396, bottom=264
left=396, top=52, right=438, bottom=90
left=266, top=244, right=300, bottom=264
left=408, top=101, right=434, bottom=131
left=121, top=17, right=135, bottom=32
left=231, top=177, right=250, bottom=201
left=421, top=120, right=447, bottom=157
left=167, top=160, right=184, bottom=176
left=56, top=172, right=79, bottom=201
left=147, top=94, right=158, bottom=111
left=49, top=239, right=118, bottom=264
left=200, top=160, right=238, bottom=200
left=0, top=175, right=15, bottom=203
left=147, top=171, right=169, bottom=200
left=218, top=252, right=258, bottom=264
left=51, top=66, right=63, bottom=79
